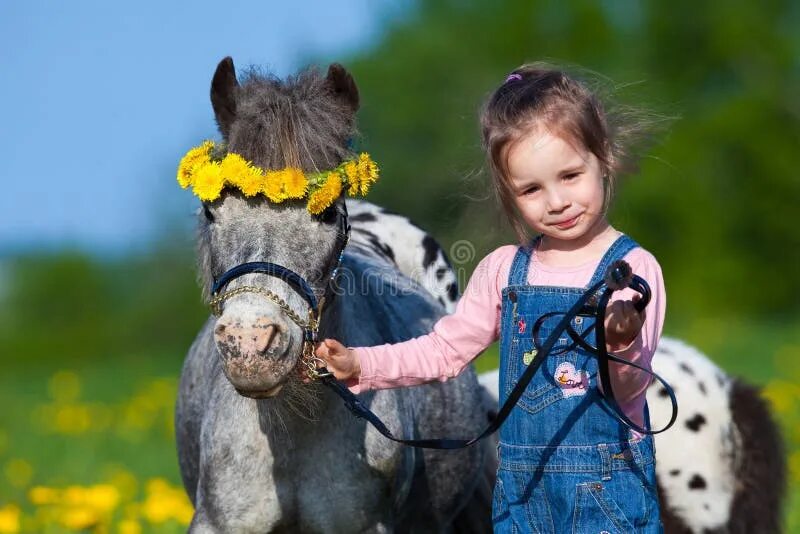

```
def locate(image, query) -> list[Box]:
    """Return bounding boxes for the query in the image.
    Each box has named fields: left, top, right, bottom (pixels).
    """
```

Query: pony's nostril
left=214, top=323, right=227, bottom=337
left=255, top=324, right=279, bottom=354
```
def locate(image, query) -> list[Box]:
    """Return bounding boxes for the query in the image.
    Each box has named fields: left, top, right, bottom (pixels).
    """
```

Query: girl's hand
left=604, top=296, right=645, bottom=352
left=314, top=339, right=361, bottom=381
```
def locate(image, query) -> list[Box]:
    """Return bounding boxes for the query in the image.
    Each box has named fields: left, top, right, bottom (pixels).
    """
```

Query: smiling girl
left=317, top=64, right=666, bottom=533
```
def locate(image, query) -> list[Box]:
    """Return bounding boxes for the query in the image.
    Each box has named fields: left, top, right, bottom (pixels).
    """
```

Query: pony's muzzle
left=213, top=316, right=288, bottom=358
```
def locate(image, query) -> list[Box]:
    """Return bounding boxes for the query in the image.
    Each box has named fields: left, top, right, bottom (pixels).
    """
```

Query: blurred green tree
left=346, top=0, right=800, bottom=321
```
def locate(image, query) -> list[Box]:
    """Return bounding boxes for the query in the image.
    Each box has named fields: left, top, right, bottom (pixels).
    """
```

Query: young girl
left=317, top=64, right=665, bottom=533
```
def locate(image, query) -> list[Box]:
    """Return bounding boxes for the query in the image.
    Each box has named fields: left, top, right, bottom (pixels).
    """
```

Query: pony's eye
left=317, top=205, right=339, bottom=225
left=202, top=203, right=215, bottom=223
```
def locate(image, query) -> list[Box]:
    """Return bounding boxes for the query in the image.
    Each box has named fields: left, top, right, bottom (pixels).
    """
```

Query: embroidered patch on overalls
left=517, top=318, right=526, bottom=334
left=522, top=349, right=537, bottom=365
left=554, top=362, right=590, bottom=397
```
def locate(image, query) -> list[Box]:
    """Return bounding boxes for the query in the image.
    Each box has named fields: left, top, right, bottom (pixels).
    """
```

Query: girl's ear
left=211, top=56, right=239, bottom=139
left=326, top=63, right=360, bottom=112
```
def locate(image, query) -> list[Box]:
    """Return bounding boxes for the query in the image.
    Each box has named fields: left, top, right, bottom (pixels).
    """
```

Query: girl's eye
left=563, top=172, right=581, bottom=181
left=521, top=186, right=540, bottom=195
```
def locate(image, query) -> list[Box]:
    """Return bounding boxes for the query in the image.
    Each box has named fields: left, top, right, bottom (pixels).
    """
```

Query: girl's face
left=505, top=129, right=608, bottom=250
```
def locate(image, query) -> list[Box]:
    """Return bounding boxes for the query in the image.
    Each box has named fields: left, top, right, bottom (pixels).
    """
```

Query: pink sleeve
left=349, top=246, right=516, bottom=393
left=599, top=248, right=666, bottom=415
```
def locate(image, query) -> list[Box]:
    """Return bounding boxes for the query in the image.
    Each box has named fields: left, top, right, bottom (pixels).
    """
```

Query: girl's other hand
left=314, top=339, right=361, bottom=381
left=604, top=295, right=645, bottom=352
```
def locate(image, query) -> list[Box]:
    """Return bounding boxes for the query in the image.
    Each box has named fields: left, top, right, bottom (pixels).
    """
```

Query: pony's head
left=196, top=57, right=359, bottom=399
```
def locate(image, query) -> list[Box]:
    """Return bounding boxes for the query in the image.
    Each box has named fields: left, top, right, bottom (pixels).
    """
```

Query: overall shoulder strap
left=507, top=237, right=538, bottom=286
left=587, top=234, right=640, bottom=287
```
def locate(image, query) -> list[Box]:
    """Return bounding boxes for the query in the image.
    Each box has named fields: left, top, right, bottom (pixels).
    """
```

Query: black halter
left=212, top=262, right=319, bottom=314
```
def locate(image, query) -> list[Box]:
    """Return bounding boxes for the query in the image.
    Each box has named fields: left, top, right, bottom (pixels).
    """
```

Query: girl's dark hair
left=481, top=62, right=648, bottom=242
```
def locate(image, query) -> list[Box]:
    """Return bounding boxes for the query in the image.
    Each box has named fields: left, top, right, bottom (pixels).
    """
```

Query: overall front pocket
left=572, top=479, right=642, bottom=534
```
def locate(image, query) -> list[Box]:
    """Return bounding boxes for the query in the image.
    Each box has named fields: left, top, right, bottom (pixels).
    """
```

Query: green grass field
left=1, top=319, right=798, bottom=533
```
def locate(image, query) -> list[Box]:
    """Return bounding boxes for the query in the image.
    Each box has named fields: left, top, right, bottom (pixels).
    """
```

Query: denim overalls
left=493, top=235, right=662, bottom=533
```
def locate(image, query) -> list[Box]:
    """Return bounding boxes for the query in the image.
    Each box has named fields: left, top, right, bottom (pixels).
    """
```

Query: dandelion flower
left=263, top=171, right=287, bottom=203
left=85, top=484, right=120, bottom=512
left=142, top=478, right=193, bottom=525
left=177, top=141, right=213, bottom=188
left=356, top=153, right=379, bottom=195
left=343, top=161, right=359, bottom=195
left=0, top=504, right=20, bottom=534
left=221, top=153, right=263, bottom=197
left=59, top=506, right=99, bottom=530
left=307, top=171, right=342, bottom=215
left=192, top=162, right=225, bottom=202
left=29, top=486, right=59, bottom=505
left=118, top=519, right=142, bottom=534
left=282, top=168, right=307, bottom=199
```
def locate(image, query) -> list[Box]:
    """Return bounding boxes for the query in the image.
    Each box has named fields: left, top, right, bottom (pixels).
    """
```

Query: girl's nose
left=546, top=189, right=570, bottom=211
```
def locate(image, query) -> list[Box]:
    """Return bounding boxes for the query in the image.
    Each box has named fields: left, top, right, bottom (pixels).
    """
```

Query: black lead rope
left=319, top=260, right=678, bottom=449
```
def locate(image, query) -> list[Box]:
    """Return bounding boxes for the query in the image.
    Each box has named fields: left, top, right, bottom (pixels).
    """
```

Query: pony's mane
left=228, top=66, right=358, bottom=173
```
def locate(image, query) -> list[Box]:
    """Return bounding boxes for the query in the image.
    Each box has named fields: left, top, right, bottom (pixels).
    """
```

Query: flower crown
left=176, top=141, right=379, bottom=214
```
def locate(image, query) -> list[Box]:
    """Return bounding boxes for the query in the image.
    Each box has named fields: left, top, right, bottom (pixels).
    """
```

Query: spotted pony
left=347, top=199, right=460, bottom=314
left=354, top=201, right=786, bottom=534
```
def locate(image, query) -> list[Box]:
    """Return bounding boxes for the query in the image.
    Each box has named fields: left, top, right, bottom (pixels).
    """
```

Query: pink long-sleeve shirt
left=351, top=241, right=666, bottom=431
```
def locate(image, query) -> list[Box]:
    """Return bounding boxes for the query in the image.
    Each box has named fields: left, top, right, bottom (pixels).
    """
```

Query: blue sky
left=0, top=1, right=402, bottom=254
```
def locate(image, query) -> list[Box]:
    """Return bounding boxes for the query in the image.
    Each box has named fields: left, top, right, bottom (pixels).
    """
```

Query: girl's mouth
left=554, top=215, right=580, bottom=230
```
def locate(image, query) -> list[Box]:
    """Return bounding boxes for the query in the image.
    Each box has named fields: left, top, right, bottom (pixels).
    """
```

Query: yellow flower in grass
left=221, top=153, right=263, bottom=197
left=356, top=153, right=379, bottom=195
left=307, top=171, right=342, bottom=214
left=192, top=162, right=225, bottom=201
left=281, top=168, right=307, bottom=198
left=118, top=519, right=142, bottom=534
left=84, top=484, right=120, bottom=512
left=762, top=380, right=800, bottom=414
left=0, top=504, right=20, bottom=534
left=59, top=506, right=99, bottom=530
left=177, top=141, right=213, bottom=188
left=29, top=485, right=59, bottom=505
left=142, top=478, right=193, bottom=525
left=343, top=161, right=359, bottom=195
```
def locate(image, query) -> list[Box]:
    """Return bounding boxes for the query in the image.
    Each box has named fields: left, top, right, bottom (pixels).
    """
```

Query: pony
left=175, top=57, right=495, bottom=533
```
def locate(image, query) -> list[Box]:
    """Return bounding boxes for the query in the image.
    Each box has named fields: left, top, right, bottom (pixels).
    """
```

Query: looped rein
left=317, top=260, right=679, bottom=450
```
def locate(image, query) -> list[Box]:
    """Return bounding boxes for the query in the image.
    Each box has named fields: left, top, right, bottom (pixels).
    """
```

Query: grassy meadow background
left=2, top=0, right=799, bottom=532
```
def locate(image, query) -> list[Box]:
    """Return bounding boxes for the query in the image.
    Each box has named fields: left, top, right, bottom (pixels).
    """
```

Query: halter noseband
left=208, top=202, right=350, bottom=379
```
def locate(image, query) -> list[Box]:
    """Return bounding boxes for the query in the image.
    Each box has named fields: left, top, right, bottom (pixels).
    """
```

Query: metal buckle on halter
left=301, top=344, right=332, bottom=379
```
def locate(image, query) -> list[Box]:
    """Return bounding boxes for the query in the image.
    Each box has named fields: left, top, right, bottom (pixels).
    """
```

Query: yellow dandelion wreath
left=176, top=141, right=379, bottom=213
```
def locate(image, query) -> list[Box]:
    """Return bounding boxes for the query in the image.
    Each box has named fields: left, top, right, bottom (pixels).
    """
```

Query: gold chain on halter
left=210, top=286, right=309, bottom=327
left=209, top=286, right=331, bottom=380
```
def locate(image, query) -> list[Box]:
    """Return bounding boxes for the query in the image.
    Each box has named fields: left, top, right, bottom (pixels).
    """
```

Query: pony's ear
left=211, top=57, right=239, bottom=138
left=326, top=63, right=359, bottom=112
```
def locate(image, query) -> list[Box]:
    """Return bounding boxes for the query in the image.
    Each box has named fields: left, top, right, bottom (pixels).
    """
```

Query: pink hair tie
left=505, top=73, right=522, bottom=83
